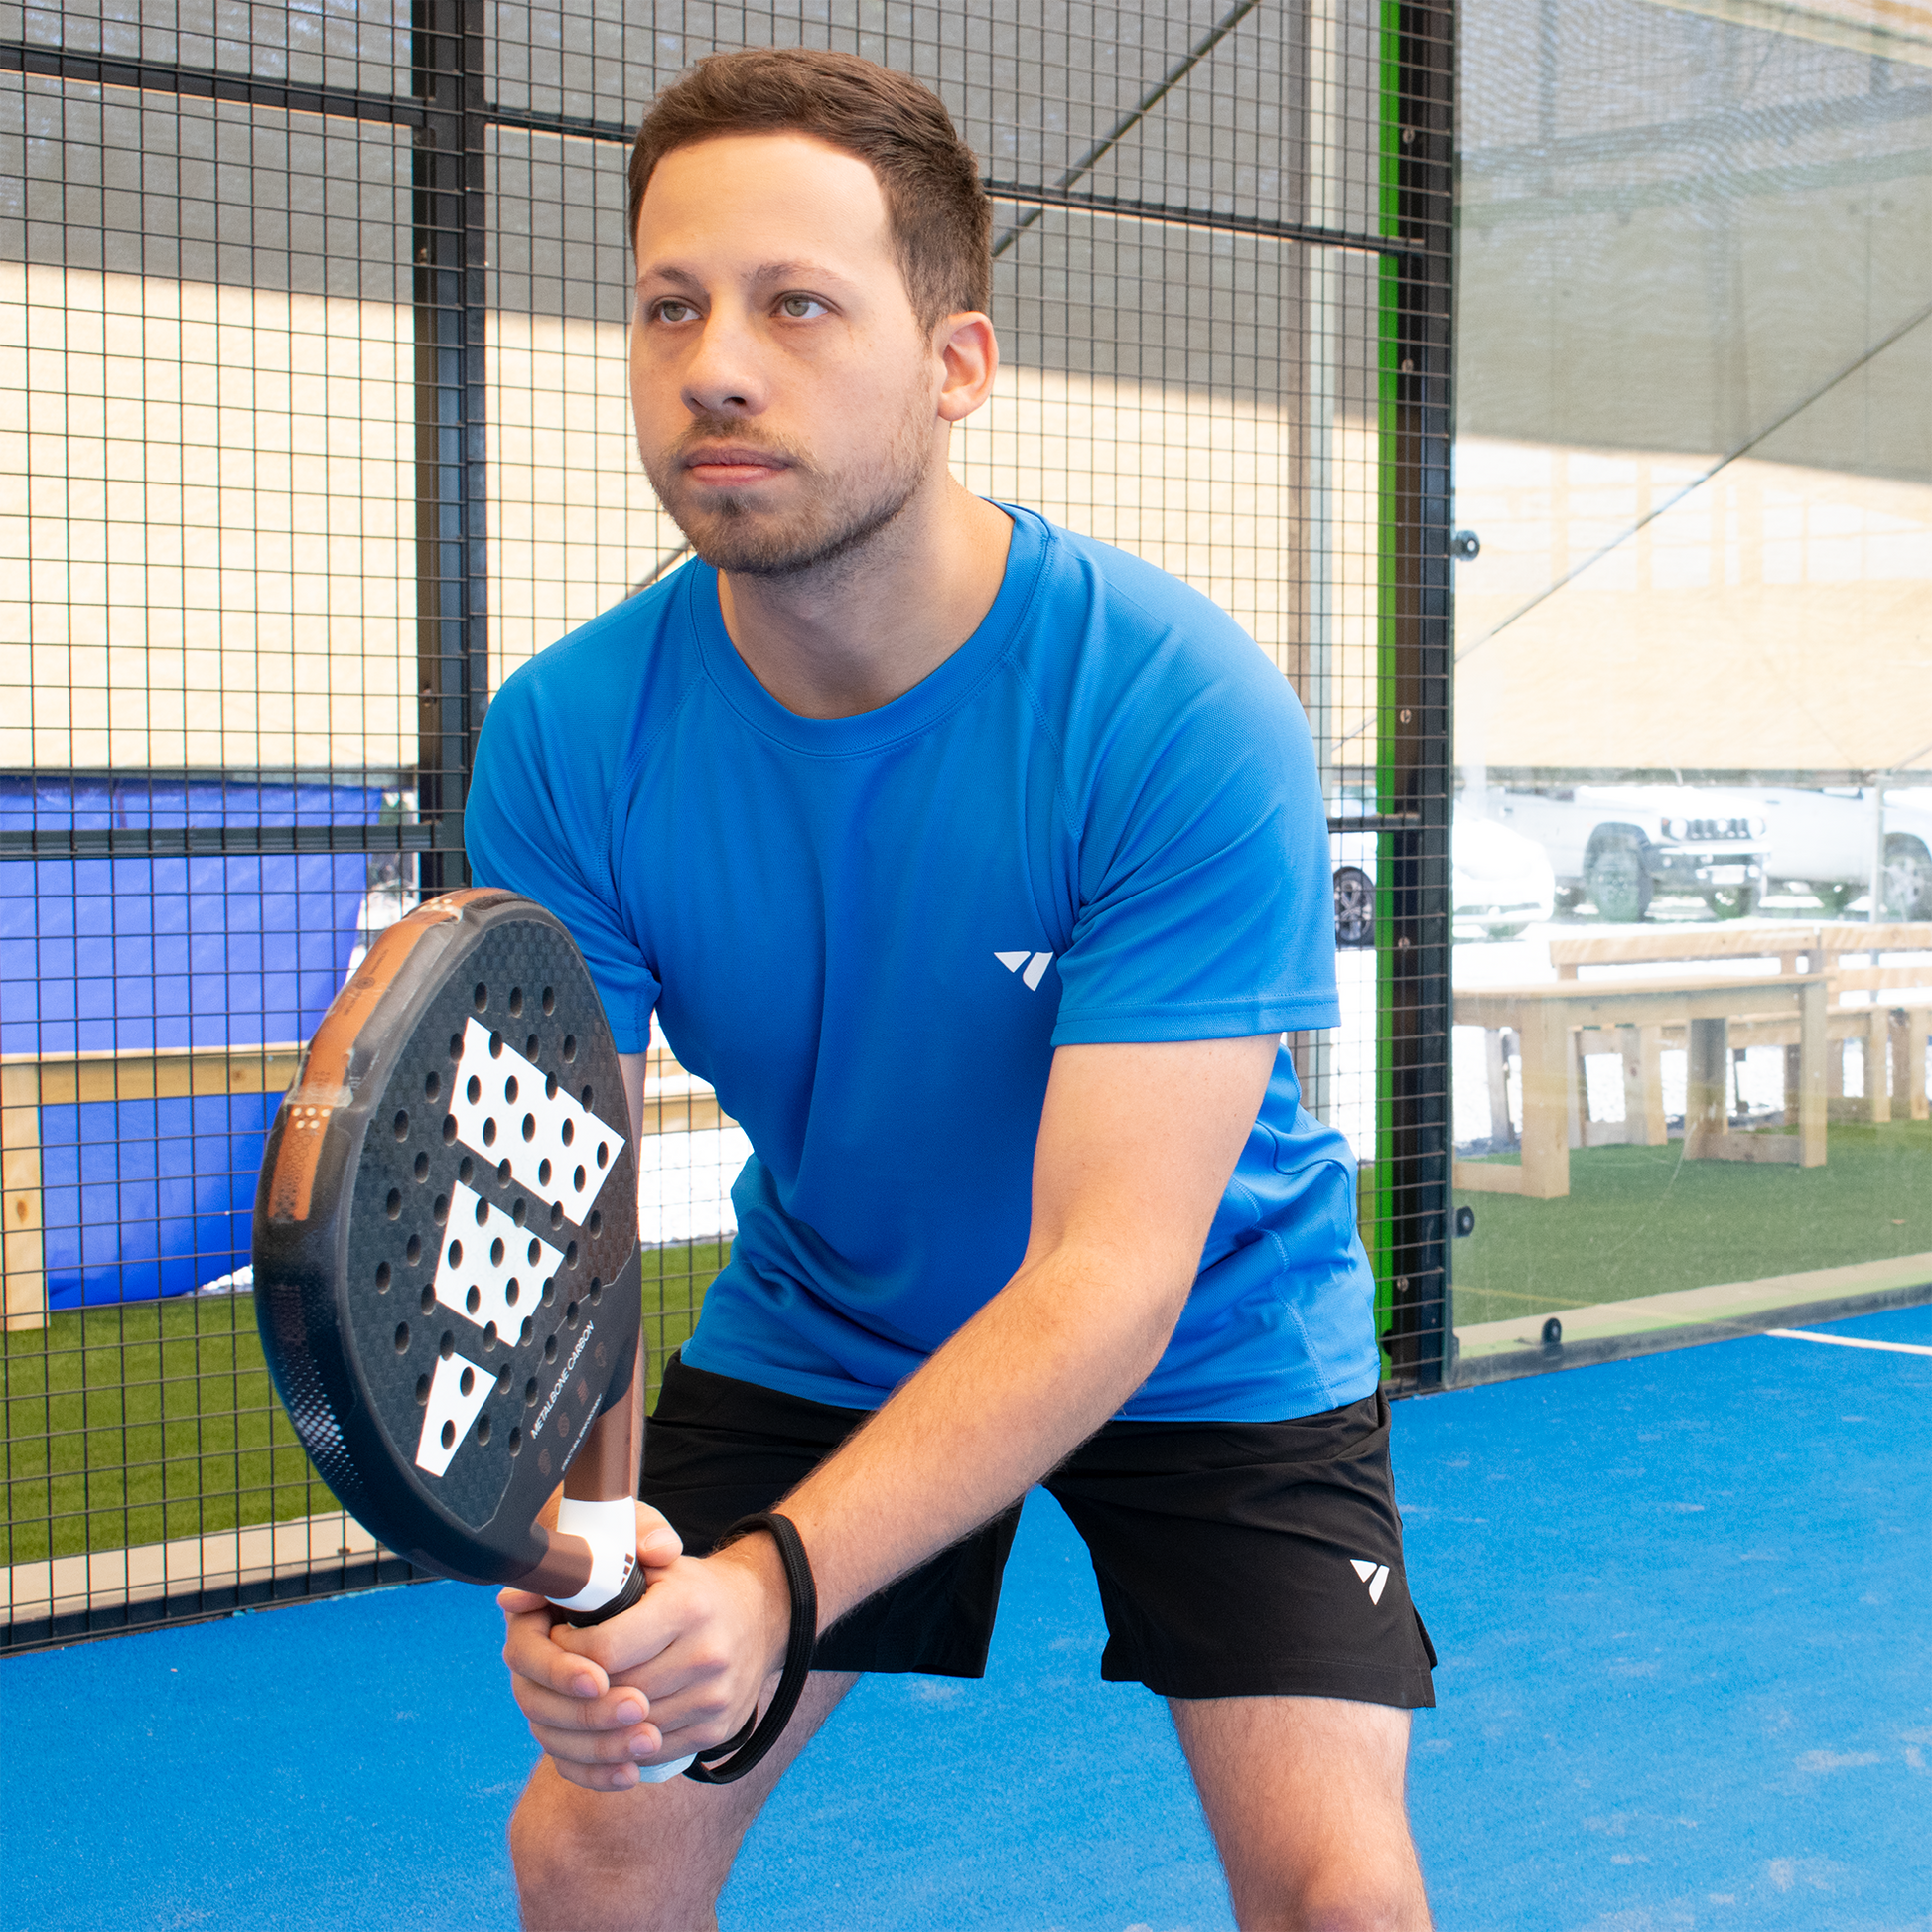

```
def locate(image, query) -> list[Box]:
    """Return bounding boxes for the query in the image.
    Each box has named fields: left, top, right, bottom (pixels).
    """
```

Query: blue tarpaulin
left=0, top=776, right=383, bottom=1307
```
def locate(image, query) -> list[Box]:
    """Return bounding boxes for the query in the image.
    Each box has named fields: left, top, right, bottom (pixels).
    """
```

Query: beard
left=641, top=403, right=933, bottom=582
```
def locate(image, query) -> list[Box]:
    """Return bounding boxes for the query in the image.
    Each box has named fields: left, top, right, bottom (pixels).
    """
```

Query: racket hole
left=374, top=1262, right=391, bottom=1292
left=405, top=1234, right=421, bottom=1265
left=458, top=1156, right=474, bottom=1184
left=414, top=1152, right=430, bottom=1181
left=424, top=1070, right=441, bottom=1101
left=573, top=1165, right=586, bottom=1193
left=543, top=1335, right=557, bottom=1363
left=473, top=981, right=488, bottom=1013
left=441, top=1420, right=456, bottom=1449
left=564, top=1241, right=578, bottom=1269
left=523, top=1377, right=538, bottom=1405
left=483, top=1322, right=498, bottom=1349
left=385, top=1189, right=402, bottom=1220
left=420, top=1286, right=435, bottom=1313
left=596, top=1141, right=608, bottom=1169
left=541, top=1276, right=556, bottom=1305
left=489, top=1032, right=504, bottom=1059
left=497, top=1158, right=512, bottom=1185
left=544, top=1074, right=558, bottom=1100
left=474, top=1196, right=487, bottom=1226
left=466, top=1074, right=482, bottom=1104
left=519, top=1317, right=534, bottom=1344
left=482, top=1117, right=496, bottom=1147
left=511, top=1197, right=527, bottom=1227
left=508, top=987, right=523, bottom=1018
left=504, top=1075, right=519, bottom=1104
left=525, top=1033, right=540, bottom=1058
left=562, top=1034, right=576, bottom=1062
left=415, top=1374, right=430, bottom=1405
left=449, top=1032, right=464, bottom=1060
left=466, top=1286, right=481, bottom=1314
left=522, top=1113, right=536, bottom=1142
left=393, top=1108, right=409, bottom=1142
left=587, top=1210, right=602, bottom=1237
left=587, top=1278, right=602, bottom=1306
left=394, top=1322, right=409, bottom=1353
left=560, top=1118, right=574, bottom=1148
left=433, top=1193, right=449, bottom=1225
left=526, top=1239, right=540, bottom=1265
left=489, top=1238, right=504, bottom=1266
left=440, top=1331, right=455, bottom=1359
left=548, top=1202, right=562, bottom=1229
left=507, top=1426, right=522, bottom=1456
left=450, top=1236, right=467, bottom=1266
left=442, top=1115, right=457, bottom=1145
left=566, top=1301, right=580, bottom=1327
left=505, top=1280, right=519, bottom=1306
left=476, top=1413, right=492, bottom=1445
left=580, top=1084, right=594, bottom=1109
left=541, top=987, right=555, bottom=1015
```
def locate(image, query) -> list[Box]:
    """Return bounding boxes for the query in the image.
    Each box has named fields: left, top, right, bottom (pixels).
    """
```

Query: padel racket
left=252, top=888, right=813, bottom=1784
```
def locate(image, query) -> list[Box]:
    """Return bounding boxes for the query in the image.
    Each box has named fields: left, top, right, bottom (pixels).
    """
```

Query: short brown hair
left=627, top=49, right=991, bottom=332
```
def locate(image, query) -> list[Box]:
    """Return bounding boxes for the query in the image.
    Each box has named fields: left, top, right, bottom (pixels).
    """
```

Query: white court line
left=1765, top=1328, right=1932, bottom=1358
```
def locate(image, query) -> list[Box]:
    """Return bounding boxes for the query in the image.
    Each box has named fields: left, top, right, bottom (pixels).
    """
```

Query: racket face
left=253, top=891, right=641, bottom=1586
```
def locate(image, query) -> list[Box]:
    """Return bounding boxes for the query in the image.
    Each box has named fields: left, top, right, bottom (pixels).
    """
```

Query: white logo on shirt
left=1350, top=1558, right=1392, bottom=1605
left=995, top=950, right=1055, bottom=991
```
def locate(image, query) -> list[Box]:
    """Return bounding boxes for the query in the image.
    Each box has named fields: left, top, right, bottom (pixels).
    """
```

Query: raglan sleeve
left=1049, top=607, right=1339, bottom=1047
left=463, top=662, right=662, bottom=1054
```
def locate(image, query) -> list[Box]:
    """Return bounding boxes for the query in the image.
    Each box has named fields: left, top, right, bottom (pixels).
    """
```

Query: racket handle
left=545, top=1496, right=698, bottom=1781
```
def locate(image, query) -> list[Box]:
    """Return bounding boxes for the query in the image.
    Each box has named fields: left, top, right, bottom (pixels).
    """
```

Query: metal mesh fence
left=0, top=0, right=1453, bottom=1650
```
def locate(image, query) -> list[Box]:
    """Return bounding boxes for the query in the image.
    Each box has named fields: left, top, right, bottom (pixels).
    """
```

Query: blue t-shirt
left=466, top=507, right=1379, bottom=1420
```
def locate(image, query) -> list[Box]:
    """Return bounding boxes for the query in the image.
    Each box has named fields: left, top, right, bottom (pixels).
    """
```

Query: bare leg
left=511, top=1670, right=858, bottom=1932
left=1171, top=1695, right=1431, bottom=1932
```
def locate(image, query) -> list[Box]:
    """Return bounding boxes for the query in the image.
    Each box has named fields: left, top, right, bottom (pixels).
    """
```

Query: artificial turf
left=0, top=1240, right=726, bottom=1566
left=1450, top=1118, right=1932, bottom=1328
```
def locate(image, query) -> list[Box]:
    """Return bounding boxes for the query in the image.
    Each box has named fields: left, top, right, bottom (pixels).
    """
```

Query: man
left=467, top=47, right=1436, bottom=1932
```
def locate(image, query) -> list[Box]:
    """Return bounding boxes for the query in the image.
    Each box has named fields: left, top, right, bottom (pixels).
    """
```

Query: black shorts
left=641, top=1354, right=1436, bottom=1709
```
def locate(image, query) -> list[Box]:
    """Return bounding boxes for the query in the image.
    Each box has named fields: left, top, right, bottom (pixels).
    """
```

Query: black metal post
left=1383, top=0, right=1455, bottom=1388
left=412, top=1, right=487, bottom=892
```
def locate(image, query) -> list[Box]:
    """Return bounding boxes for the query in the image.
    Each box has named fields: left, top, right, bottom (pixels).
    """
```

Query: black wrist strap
left=683, top=1510, right=818, bottom=1786
left=558, top=1554, right=646, bottom=1629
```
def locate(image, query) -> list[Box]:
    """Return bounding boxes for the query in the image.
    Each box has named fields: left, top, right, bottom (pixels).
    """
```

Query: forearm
left=766, top=1240, right=1188, bottom=1631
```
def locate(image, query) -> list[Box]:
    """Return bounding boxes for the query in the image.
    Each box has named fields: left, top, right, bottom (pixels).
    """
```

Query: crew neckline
left=685, top=503, right=1050, bottom=756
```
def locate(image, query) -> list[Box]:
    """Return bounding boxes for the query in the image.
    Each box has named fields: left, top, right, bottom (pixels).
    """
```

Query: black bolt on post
left=1382, top=1, right=1455, bottom=1389
left=413, top=0, right=488, bottom=893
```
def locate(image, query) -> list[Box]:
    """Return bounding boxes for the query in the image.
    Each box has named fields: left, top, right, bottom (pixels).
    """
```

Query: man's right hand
left=498, top=1517, right=792, bottom=1793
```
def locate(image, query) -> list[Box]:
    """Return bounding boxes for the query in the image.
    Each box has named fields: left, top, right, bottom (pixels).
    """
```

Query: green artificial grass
left=1451, top=1119, right=1932, bottom=1329
left=1, top=1241, right=725, bottom=1567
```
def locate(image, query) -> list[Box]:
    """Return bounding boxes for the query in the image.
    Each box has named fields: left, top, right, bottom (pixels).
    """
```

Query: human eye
left=649, top=297, right=698, bottom=324
left=774, top=293, right=829, bottom=321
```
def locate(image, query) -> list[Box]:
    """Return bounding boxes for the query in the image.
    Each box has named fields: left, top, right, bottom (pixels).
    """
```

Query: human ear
left=934, top=311, right=999, bottom=424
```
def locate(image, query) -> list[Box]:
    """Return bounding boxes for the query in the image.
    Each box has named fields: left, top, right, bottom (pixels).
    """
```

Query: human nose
left=681, top=304, right=767, bottom=417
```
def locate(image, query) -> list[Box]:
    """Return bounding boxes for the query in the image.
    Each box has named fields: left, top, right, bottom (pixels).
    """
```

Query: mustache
left=672, top=417, right=810, bottom=469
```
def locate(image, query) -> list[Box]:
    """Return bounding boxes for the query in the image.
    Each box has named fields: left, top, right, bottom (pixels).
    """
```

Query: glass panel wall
left=1449, top=0, right=1932, bottom=1379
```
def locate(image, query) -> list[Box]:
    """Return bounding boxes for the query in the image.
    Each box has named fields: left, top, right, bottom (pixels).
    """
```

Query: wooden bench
left=1453, top=974, right=1829, bottom=1199
left=1, top=1040, right=732, bottom=1332
left=1545, top=922, right=1932, bottom=1128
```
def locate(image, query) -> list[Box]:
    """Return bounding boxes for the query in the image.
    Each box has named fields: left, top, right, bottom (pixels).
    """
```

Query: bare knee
left=509, top=1762, right=730, bottom=1932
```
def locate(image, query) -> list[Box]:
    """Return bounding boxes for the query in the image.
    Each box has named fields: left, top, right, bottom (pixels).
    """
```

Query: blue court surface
left=5, top=1304, right=1927, bottom=1932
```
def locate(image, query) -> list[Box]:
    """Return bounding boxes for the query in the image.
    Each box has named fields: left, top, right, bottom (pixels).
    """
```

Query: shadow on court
left=3, top=1305, right=1926, bottom=1932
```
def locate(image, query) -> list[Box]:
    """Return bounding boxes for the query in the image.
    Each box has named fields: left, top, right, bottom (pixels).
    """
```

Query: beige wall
left=1454, top=435, right=1932, bottom=773
left=0, top=263, right=416, bottom=771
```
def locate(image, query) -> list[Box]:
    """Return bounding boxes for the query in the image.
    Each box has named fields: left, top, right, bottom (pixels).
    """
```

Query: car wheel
left=1883, top=836, right=1932, bottom=920
left=1583, top=830, right=1652, bottom=923
left=1333, top=866, right=1374, bottom=947
left=1703, top=885, right=1760, bottom=920
left=1812, top=882, right=1860, bottom=916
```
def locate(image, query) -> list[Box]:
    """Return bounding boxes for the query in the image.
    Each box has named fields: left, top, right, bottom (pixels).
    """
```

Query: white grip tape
left=548, top=1496, right=694, bottom=1782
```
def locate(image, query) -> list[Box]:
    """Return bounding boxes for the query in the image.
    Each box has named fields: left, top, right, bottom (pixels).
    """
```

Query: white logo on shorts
left=1351, top=1558, right=1391, bottom=1605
